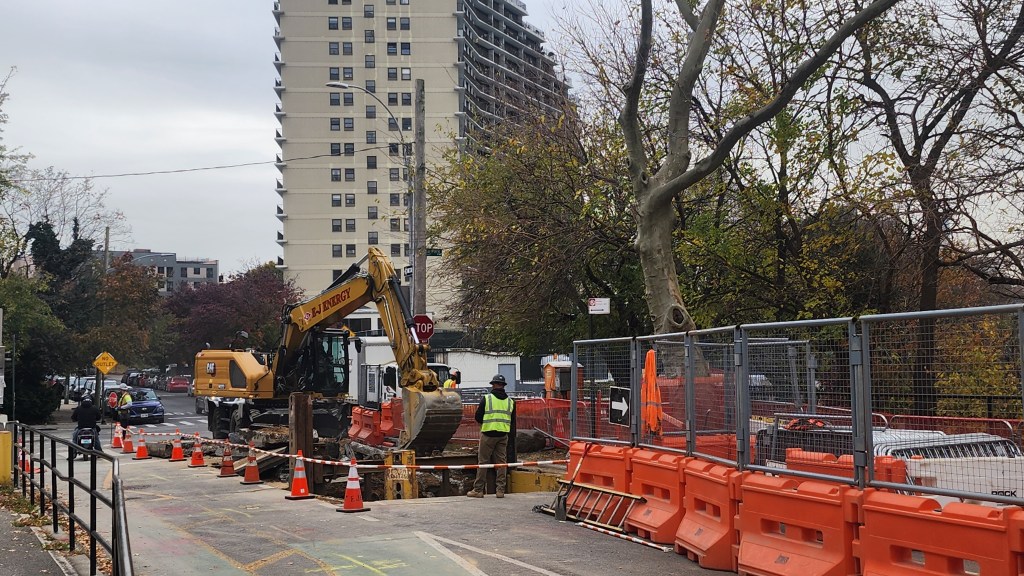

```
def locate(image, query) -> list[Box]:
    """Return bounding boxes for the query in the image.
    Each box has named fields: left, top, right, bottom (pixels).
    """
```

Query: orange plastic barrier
left=785, top=448, right=907, bottom=484
left=856, top=489, right=1023, bottom=575
left=737, top=474, right=861, bottom=576
left=348, top=406, right=384, bottom=446
left=625, top=449, right=690, bottom=543
left=565, top=442, right=634, bottom=527
left=674, top=459, right=744, bottom=571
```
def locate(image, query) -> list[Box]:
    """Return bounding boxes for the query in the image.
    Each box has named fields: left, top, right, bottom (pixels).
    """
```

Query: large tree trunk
left=636, top=188, right=695, bottom=334
left=912, top=181, right=942, bottom=415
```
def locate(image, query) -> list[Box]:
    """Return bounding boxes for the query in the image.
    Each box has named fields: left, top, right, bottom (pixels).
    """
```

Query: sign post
left=412, top=314, right=434, bottom=341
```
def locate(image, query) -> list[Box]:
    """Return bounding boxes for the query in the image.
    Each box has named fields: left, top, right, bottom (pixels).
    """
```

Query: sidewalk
left=0, top=504, right=78, bottom=576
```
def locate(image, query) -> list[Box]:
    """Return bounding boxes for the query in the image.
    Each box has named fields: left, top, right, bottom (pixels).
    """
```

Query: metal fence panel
left=636, top=333, right=688, bottom=453
left=572, top=337, right=635, bottom=444
left=860, top=306, right=1024, bottom=506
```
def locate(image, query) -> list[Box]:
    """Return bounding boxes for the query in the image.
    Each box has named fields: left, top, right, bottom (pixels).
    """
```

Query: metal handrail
left=11, top=422, right=134, bottom=576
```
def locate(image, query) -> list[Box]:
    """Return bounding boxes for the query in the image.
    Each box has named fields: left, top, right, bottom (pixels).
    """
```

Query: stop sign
left=413, top=314, right=434, bottom=341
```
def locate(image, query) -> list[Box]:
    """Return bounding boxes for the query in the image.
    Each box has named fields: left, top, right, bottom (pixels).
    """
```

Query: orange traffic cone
left=133, top=429, right=151, bottom=460
left=121, top=429, right=134, bottom=454
left=217, top=446, right=235, bottom=478
left=188, top=435, right=206, bottom=468
left=240, top=442, right=263, bottom=485
left=111, top=423, right=123, bottom=449
left=168, top=430, right=186, bottom=462
left=286, top=451, right=314, bottom=500
left=337, top=458, right=369, bottom=513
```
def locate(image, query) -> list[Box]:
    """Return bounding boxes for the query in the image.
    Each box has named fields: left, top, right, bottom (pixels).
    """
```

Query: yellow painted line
left=244, top=548, right=299, bottom=571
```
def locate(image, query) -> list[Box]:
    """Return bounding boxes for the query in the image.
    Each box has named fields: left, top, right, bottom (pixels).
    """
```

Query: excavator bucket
left=399, top=388, right=464, bottom=455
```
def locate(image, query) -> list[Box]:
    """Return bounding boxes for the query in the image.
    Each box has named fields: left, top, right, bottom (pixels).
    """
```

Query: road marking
left=418, top=532, right=563, bottom=576
left=415, top=532, right=487, bottom=575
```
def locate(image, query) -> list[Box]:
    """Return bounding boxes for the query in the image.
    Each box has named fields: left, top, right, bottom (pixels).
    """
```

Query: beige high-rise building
left=273, top=0, right=566, bottom=334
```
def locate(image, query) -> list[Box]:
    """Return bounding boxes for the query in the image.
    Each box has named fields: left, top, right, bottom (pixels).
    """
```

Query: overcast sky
left=0, top=0, right=568, bottom=276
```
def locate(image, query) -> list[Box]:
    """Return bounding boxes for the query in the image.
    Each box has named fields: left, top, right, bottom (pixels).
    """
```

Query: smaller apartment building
left=106, top=250, right=220, bottom=295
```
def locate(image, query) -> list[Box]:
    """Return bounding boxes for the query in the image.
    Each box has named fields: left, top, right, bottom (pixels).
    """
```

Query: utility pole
left=413, top=79, right=427, bottom=316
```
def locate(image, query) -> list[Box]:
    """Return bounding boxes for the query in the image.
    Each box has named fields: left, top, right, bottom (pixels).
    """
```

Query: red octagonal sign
left=413, top=314, right=434, bottom=341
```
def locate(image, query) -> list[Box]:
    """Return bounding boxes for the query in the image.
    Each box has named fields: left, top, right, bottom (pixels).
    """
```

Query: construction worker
left=442, top=368, right=461, bottom=389
left=116, top=388, right=134, bottom=433
left=467, top=374, right=516, bottom=498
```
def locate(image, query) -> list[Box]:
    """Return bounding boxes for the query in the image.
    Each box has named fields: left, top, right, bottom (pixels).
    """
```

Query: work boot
left=466, top=490, right=484, bottom=498
left=496, top=490, right=505, bottom=498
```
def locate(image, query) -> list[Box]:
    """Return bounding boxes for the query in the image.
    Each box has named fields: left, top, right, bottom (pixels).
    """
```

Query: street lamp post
left=325, top=81, right=420, bottom=309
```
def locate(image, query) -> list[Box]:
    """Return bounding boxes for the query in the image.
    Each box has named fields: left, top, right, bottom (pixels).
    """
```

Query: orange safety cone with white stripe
left=187, top=434, right=206, bottom=468
left=285, top=450, right=314, bottom=500
left=111, top=423, right=123, bottom=449
left=121, top=428, right=135, bottom=454
left=168, top=430, right=186, bottom=462
left=240, top=442, right=263, bottom=485
left=217, top=445, right=235, bottom=478
left=133, top=429, right=151, bottom=460
left=336, top=458, right=369, bottom=513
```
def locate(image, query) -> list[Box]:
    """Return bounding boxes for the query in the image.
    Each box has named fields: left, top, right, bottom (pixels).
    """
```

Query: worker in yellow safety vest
left=467, top=374, right=516, bottom=499
left=442, top=368, right=461, bottom=389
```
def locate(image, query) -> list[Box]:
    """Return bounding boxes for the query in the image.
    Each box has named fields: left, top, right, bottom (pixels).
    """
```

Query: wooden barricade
left=737, top=474, right=861, bottom=576
left=625, top=449, right=690, bottom=543
left=674, top=458, right=745, bottom=571
left=855, top=489, right=1023, bottom=575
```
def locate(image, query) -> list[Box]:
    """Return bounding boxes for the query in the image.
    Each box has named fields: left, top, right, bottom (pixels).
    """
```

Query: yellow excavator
left=194, top=247, right=462, bottom=454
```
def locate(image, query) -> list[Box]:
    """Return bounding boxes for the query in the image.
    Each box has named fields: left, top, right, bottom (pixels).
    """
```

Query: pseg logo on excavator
left=302, top=287, right=352, bottom=323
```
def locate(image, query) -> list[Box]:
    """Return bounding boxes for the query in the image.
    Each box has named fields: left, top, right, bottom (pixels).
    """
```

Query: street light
left=325, top=81, right=418, bottom=305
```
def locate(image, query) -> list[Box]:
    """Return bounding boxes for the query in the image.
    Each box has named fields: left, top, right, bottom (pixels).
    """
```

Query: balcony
left=274, top=53, right=284, bottom=70
left=274, top=78, right=285, bottom=93
left=275, top=130, right=286, bottom=143
left=276, top=231, right=287, bottom=245
left=275, top=155, right=287, bottom=169
left=276, top=256, right=287, bottom=269
left=276, top=180, right=287, bottom=194
left=276, top=205, right=287, bottom=220
left=272, top=2, right=283, bottom=16
left=275, top=104, right=286, bottom=118
left=274, top=27, right=284, bottom=42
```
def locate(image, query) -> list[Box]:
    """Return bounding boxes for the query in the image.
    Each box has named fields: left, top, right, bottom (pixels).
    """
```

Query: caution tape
left=119, top=426, right=568, bottom=471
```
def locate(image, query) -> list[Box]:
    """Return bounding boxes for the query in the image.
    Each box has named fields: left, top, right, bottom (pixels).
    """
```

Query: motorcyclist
left=71, top=397, right=102, bottom=450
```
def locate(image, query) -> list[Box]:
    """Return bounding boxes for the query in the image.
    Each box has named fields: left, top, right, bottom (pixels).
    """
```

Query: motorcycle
left=70, top=427, right=100, bottom=460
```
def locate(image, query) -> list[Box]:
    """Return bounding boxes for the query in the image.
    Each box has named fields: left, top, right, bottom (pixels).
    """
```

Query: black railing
left=11, top=422, right=134, bottom=576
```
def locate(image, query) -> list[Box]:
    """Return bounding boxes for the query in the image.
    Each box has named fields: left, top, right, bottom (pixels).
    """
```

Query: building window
left=386, top=17, right=396, bottom=30
left=328, top=16, right=339, bottom=30
left=332, top=219, right=343, bottom=232
left=344, top=117, right=354, bottom=131
left=342, top=17, right=353, bottom=30
left=330, top=92, right=341, bottom=106
left=387, top=42, right=398, bottom=56
left=329, top=42, right=340, bottom=55
left=402, top=117, right=412, bottom=130
left=332, top=194, right=342, bottom=207
left=345, top=168, right=356, bottom=181
left=403, top=143, right=412, bottom=156
left=400, top=0, right=409, bottom=5
left=343, top=0, right=352, bottom=4
left=331, top=143, right=341, bottom=156
left=365, top=55, right=375, bottom=68
left=365, top=30, right=375, bottom=43
left=401, top=67, right=411, bottom=80
left=364, top=4, right=375, bottom=17
left=167, top=281, right=174, bottom=292
left=344, top=92, right=354, bottom=105
left=346, top=219, right=357, bottom=232
left=400, top=17, right=410, bottom=30
left=343, top=67, right=354, bottom=81
left=367, top=180, right=378, bottom=194
left=329, top=0, right=338, bottom=4
left=329, top=67, right=340, bottom=81
left=388, top=92, right=398, bottom=106
left=401, top=92, right=411, bottom=105
left=343, top=41, right=353, bottom=55
left=346, top=244, right=357, bottom=257
left=330, top=117, right=341, bottom=131
left=366, top=130, right=376, bottom=144
left=368, top=232, right=378, bottom=245
left=389, top=168, right=400, bottom=181
left=344, top=143, right=355, bottom=156
left=387, top=67, right=398, bottom=81
left=390, top=193, right=400, bottom=206
left=401, top=42, right=411, bottom=55
left=345, top=193, right=356, bottom=206
left=366, top=105, right=376, bottom=119
left=388, top=118, right=399, bottom=131
left=391, top=243, right=401, bottom=257
left=365, top=79, right=376, bottom=93
left=367, top=155, right=377, bottom=169
left=332, top=244, right=343, bottom=257
left=386, top=0, right=395, bottom=4
left=390, top=218, right=401, bottom=231
left=331, top=168, right=342, bottom=181
left=368, top=206, right=378, bottom=219
left=404, top=242, right=410, bottom=256
left=389, top=143, right=399, bottom=156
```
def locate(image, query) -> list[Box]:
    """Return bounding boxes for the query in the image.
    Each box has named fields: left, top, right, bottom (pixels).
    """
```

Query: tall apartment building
left=273, top=0, right=566, bottom=334
left=104, top=250, right=220, bottom=295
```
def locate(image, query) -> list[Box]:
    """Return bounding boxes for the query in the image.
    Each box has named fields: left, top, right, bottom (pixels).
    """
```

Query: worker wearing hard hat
left=443, top=369, right=461, bottom=389
left=466, top=374, right=516, bottom=498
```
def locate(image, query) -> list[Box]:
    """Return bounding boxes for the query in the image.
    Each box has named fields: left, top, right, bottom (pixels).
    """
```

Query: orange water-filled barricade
left=624, top=449, right=690, bottom=544
left=674, top=459, right=745, bottom=571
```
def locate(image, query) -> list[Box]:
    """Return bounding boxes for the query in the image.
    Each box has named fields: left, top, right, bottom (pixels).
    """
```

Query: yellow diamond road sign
left=93, top=352, right=118, bottom=375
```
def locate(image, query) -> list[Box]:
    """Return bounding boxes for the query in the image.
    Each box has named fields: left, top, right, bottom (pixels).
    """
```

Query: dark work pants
left=473, top=434, right=508, bottom=494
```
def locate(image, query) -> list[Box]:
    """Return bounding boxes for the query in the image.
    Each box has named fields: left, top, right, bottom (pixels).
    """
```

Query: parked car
left=166, top=376, right=191, bottom=393
left=122, top=388, right=165, bottom=425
